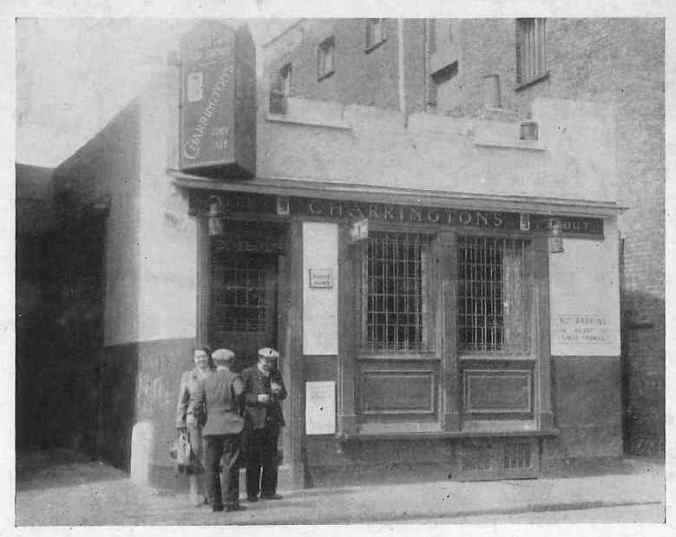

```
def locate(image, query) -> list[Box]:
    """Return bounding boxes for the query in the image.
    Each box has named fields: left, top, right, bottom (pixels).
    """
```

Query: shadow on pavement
left=16, top=448, right=127, bottom=491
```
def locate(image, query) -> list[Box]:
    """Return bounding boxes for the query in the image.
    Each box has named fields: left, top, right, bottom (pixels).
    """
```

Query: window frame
left=456, top=235, right=535, bottom=359
left=365, top=18, right=387, bottom=53
left=269, top=62, right=292, bottom=114
left=359, top=230, right=435, bottom=355
left=515, top=18, right=548, bottom=89
left=316, top=36, right=336, bottom=81
left=279, top=62, right=293, bottom=98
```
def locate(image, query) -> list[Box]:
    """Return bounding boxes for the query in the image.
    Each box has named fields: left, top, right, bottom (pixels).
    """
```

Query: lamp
left=208, top=195, right=224, bottom=236
left=550, top=218, right=564, bottom=253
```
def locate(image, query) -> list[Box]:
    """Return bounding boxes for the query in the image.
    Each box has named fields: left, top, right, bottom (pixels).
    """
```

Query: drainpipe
left=397, top=19, right=407, bottom=124
left=423, top=19, right=430, bottom=113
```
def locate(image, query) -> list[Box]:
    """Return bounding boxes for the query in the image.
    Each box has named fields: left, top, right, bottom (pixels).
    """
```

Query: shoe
left=226, top=504, right=247, bottom=512
left=246, top=496, right=258, bottom=502
left=260, top=493, right=283, bottom=500
left=212, top=505, right=224, bottom=512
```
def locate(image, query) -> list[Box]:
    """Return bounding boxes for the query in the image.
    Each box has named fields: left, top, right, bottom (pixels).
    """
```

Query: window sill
left=335, top=427, right=560, bottom=442
left=317, top=70, right=335, bottom=82
left=266, top=113, right=352, bottom=131
left=365, top=39, right=386, bottom=54
left=473, top=139, right=547, bottom=151
left=357, top=352, right=438, bottom=361
left=515, top=70, right=550, bottom=92
left=459, top=354, right=536, bottom=361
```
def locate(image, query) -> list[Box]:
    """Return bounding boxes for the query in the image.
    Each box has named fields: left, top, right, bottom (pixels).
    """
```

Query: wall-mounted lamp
left=520, top=213, right=531, bottom=232
left=550, top=218, right=564, bottom=253
left=208, top=195, right=224, bottom=236
left=276, top=196, right=290, bottom=216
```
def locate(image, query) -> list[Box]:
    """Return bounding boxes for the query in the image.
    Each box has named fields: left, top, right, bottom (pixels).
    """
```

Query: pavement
left=15, top=449, right=666, bottom=525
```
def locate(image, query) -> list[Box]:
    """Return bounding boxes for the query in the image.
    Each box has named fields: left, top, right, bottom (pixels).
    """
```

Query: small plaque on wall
left=309, top=268, right=333, bottom=288
left=553, top=313, right=611, bottom=345
left=305, top=381, right=336, bottom=435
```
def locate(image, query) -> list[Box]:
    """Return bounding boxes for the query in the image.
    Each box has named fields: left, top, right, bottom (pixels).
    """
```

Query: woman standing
left=176, top=345, right=214, bottom=506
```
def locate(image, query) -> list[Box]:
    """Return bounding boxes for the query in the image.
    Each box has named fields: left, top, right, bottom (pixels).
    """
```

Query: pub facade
left=53, top=21, right=623, bottom=488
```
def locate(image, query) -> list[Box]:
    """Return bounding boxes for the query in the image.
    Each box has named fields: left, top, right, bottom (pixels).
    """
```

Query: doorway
left=207, top=222, right=286, bottom=372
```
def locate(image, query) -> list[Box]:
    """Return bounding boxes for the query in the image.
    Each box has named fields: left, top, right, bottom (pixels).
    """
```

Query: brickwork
left=264, top=19, right=426, bottom=114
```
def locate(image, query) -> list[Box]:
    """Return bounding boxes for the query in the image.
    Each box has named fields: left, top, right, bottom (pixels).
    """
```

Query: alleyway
left=15, top=449, right=665, bottom=525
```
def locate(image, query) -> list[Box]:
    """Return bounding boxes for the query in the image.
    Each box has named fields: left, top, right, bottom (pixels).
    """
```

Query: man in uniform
left=241, top=347, right=287, bottom=501
left=193, top=348, right=246, bottom=512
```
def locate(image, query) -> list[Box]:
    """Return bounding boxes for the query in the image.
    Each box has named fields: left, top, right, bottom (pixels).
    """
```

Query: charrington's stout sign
left=191, top=192, right=604, bottom=237
left=179, top=21, right=256, bottom=178
left=289, top=198, right=604, bottom=236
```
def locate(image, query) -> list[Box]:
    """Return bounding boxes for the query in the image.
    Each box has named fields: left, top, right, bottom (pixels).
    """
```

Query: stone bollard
left=130, top=421, right=154, bottom=486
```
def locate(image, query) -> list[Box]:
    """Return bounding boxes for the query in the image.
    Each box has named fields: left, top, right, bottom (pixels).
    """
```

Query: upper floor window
left=279, top=63, right=292, bottom=98
left=516, top=18, right=546, bottom=86
left=269, top=63, right=292, bottom=114
left=366, top=19, right=386, bottom=51
left=317, top=36, right=335, bottom=81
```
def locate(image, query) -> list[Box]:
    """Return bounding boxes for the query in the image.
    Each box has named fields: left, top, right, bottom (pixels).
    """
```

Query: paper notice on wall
left=305, top=381, right=336, bottom=435
left=552, top=314, right=611, bottom=345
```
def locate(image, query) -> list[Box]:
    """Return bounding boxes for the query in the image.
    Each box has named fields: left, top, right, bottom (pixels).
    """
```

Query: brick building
left=19, top=18, right=656, bottom=490
left=263, top=18, right=665, bottom=457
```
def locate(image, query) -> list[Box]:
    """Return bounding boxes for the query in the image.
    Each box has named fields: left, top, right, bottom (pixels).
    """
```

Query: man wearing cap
left=241, top=347, right=287, bottom=501
left=192, top=348, right=246, bottom=512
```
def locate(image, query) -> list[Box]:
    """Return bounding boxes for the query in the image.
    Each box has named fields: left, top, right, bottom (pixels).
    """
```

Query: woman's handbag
left=170, top=431, right=192, bottom=467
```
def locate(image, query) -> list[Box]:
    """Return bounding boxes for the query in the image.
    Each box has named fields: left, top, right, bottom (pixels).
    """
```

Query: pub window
left=366, top=19, right=386, bottom=51
left=363, top=232, right=433, bottom=353
left=317, top=36, right=335, bottom=80
left=457, top=236, right=531, bottom=354
left=516, top=18, right=546, bottom=86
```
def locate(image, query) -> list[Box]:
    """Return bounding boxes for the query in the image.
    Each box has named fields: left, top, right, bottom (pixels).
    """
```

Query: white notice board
left=305, top=381, right=336, bottom=435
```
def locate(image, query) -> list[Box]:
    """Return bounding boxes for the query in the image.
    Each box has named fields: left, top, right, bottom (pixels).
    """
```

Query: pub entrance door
left=207, top=222, right=287, bottom=372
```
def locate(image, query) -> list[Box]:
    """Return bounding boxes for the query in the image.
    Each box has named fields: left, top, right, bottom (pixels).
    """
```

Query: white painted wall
left=137, top=69, right=198, bottom=342
left=549, top=218, right=621, bottom=356
left=259, top=97, right=617, bottom=204
left=302, top=222, right=339, bottom=355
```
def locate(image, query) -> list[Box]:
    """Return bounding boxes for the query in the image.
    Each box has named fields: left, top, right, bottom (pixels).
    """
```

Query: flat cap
left=212, top=348, right=235, bottom=364
left=257, top=347, right=279, bottom=360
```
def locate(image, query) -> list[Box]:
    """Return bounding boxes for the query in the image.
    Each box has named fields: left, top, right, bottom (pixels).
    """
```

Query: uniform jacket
left=176, top=367, right=211, bottom=429
left=194, top=368, right=245, bottom=436
left=241, top=366, right=287, bottom=429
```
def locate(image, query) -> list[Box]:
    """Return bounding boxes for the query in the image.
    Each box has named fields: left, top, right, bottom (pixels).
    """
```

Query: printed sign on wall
left=305, top=381, right=336, bottom=435
left=552, top=314, right=612, bottom=345
left=309, top=269, right=333, bottom=288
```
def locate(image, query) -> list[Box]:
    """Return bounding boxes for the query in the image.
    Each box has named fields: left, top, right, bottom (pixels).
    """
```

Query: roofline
left=168, top=169, right=627, bottom=217
left=261, top=19, right=306, bottom=49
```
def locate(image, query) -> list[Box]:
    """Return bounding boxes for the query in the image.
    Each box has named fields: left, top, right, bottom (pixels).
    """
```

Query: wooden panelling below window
left=463, top=369, right=532, bottom=414
left=360, top=369, right=437, bottom=416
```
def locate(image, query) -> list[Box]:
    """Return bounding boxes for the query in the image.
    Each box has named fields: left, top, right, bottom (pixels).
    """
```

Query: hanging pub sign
left=179, top=21, right=256, bottom=179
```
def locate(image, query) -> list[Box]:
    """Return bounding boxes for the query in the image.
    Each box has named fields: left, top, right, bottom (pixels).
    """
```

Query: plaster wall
left=258, top=96, right=616, bottom=204
left=302, top=222, right=339, bottom=355
left=136, top=69, right=197, bottom=342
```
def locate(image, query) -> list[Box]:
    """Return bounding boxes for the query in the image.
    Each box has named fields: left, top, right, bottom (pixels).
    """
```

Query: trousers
left=244, top=424, right=279, bottom=498
left=204, top=434, right=241, bottom=508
